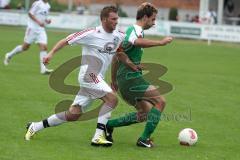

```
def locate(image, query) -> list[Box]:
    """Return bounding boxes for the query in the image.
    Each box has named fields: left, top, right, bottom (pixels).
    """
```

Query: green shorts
left=117, top=71, right=150, bottom=106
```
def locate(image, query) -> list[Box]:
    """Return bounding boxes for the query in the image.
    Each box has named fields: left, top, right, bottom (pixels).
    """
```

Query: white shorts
left=72, top=75, right=113, bottom=112
left=24, top=27, right=47, bottom=44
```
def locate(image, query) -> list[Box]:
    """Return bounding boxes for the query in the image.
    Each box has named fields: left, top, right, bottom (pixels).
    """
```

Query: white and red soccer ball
left=178, top=128, right=198, bottom=146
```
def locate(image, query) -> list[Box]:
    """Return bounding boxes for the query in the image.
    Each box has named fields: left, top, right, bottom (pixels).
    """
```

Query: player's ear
left=102, top=17, right=107, bottom=23
left=143, top=15, right=148, bottom=21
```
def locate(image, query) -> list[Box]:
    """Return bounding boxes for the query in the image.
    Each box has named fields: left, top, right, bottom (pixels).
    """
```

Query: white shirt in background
left=28, top=0, right=50, bottom=30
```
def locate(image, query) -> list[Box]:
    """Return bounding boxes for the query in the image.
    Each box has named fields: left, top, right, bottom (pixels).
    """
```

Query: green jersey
left=116, top=24, right=150, bottom=106
left=117, top=24, right=144, bottom=77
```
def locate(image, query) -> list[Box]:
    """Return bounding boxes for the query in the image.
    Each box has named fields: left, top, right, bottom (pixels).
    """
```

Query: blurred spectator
left=184, top=14, right=191, bottom=22
left=202, top=8, right=217, bottom=24
left=209, top=8, right=217, bottom=24
left=76, top=2, right=85, bottom=15
left=191, top=15, right=200, bottom=23
left=0, top=0, right=10, bottom=9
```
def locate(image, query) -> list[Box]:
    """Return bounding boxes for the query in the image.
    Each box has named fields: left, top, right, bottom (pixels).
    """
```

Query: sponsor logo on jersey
left=40, top=11, right=48, bottom=16
left=98, top=36, right=120, bottom=55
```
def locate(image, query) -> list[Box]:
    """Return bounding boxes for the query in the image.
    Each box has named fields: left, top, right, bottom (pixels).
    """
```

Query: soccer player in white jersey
left=3, top=0, right=53, bottom=74
left=25, top=6, right=140, bottom=146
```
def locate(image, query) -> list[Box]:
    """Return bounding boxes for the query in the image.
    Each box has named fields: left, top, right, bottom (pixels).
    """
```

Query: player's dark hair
left=100, top=6, right=118, bottom=20
left=136, top=3, right=158, bottom=20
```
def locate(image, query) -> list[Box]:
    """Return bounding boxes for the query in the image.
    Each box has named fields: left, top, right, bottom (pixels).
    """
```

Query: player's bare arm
left=43, top=38, right=68, bottom=64
left=45, top=19, right=51, bottom=24
left=111, top=56, right=119, bottom=91
left=134, top=36, right=173, bottom=48
left=28, top=13, right=45, bottom=27
left=116, top=50, right=143, bottom=71
left=111, top=51, right=143, bottom=91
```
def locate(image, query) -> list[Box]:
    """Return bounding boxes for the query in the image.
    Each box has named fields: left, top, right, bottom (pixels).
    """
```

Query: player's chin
left=145, top=25, right=151, bottom=30
left=112, top=25, right=117, bottom=30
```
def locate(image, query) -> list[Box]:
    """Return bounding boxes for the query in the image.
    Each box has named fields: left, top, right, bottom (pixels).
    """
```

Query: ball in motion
left=178, top=128, right=198, bottom=146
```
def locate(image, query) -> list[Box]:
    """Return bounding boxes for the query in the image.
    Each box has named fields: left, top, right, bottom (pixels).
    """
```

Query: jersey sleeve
left=126, top=26, right=143, bottom=45
left=29, top=1, right=40, bottom=15
left=128, top=32, right=138, bottom=44
left=118, top=29, right=126, bottom=42
left=66, top=28, right=95, bottom=46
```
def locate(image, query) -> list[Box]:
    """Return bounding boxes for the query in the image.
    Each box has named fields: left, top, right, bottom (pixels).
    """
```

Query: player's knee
left=67, top=114, right=81, bottom=121
left=43, top=46, right=48, bottom=51
left=66, top=105, right=82, bottom=121
left=155, top=96, right=166, bottom=111
left=40, top=44, right=47, bottom=51
left=108, top=95, right=118, bottom=108
left=160, top=96, right=166, bottom=108
left=110, top=96, right=118, bottom=108
left=137, top=111, right=147, bottom=122
left=22, top=45, right=29, bottom=51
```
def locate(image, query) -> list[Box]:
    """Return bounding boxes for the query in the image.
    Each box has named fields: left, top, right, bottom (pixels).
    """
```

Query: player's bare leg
left=25, top=105, right=82, bottom=141
left=136, top=85, right=166, bottom=148
left=38, top=43, right=53, bottom=74
left=106, top=85, right=165, bottom=148
left=91, top=92, right=118, bottom=146
left=4, top=42, right=30, bottom=65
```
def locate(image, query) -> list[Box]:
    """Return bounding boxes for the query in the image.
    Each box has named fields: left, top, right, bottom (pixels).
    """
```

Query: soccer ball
left=178, top=128, right=198, bottom=146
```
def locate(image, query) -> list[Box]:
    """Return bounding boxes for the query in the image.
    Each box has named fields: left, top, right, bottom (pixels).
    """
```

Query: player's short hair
left=100, top=6, right=118, bottom=20
left=136, top=2, right=158, bottom=20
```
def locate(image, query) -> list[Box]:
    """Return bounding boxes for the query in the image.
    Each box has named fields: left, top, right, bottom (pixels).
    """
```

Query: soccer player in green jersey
left=106, top=2, right=173, bottom=148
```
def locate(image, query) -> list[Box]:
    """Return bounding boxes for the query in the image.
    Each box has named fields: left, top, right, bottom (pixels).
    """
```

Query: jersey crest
left=98, top=36, right=120, bottom=55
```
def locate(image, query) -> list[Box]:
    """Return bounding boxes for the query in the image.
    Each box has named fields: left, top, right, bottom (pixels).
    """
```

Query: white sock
left=33, top=112, right=67, bottom=132
left=8, top=45, right=23, bottom=58
left=33, top=121, right=44, bottom=132
left=40, top=51, right=47, bottom=71
left=47, top=112, right=67, bottom=127
left=94, top=104, right=113, bottom=137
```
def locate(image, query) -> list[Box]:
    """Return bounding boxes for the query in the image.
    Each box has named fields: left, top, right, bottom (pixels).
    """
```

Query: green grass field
left=0, top=25, right=240, bottom=160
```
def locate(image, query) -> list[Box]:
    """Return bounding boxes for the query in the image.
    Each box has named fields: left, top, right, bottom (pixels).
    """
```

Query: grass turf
left=0, top=25, right=240, bottom=160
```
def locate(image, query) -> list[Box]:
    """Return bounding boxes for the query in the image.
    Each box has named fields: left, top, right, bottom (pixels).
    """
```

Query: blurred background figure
left=191, top=15, right=200, bottom=23
left=0, top=0, right=10, bottom=9
left=76, top=1, right=85, bottom=14
left=3, top=0, right=53, bottom=74
left=184, top=14, right=191, bottom=22
left=202, top=8, right=217, bottom=24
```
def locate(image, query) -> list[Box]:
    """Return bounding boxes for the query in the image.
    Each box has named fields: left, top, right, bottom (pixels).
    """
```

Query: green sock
left=140, top=107, right=161, bottom=141
left=107, top=112, right=139, bottom=128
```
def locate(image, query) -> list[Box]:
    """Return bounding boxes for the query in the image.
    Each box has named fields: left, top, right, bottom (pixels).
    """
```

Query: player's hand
left=131, top=64, right=144, bottom=71
left=45, top=19, right=51, bottom=24
left=38, top=22, right=45, bottom=27
left=111, top=81, right=118, bottom=92
left=136, top=64, right=144, bottom=71
left=160, top=36, right=173, bottom=45
left=43, top=54, right=52, bottom=65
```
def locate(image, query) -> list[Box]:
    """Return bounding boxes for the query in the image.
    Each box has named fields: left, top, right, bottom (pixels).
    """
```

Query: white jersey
left=0, top=0, right=10, bottom=8
left=27, top=0, right=50, bottom=30
left=66, top=26, right=125, bottom=83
